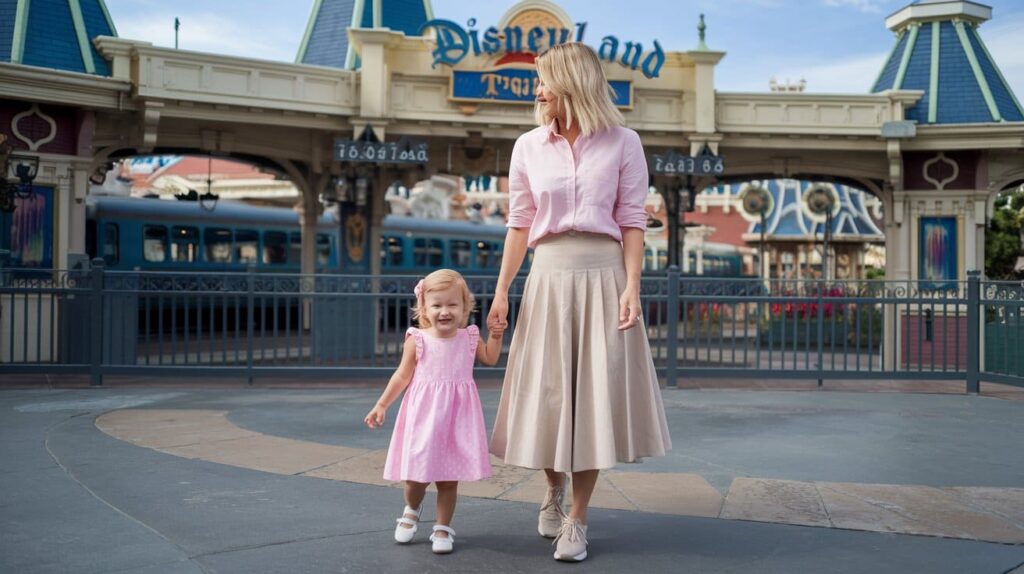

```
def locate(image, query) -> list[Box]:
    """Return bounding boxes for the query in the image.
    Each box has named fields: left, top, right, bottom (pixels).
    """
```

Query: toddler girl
left=364, top=269, right=506, bottom=554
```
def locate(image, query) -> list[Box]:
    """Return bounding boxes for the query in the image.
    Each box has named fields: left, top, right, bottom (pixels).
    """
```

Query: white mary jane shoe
left=429, top=525, right=455, bottom=554
left=394, top=505, right=420, bottom=543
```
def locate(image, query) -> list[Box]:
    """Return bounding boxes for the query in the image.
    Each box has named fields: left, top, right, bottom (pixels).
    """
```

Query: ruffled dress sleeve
left=405, top=327, right=424, bottom=362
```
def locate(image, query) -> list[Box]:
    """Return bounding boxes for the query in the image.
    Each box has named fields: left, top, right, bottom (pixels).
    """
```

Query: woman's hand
left=488, top=292, right=509, bottom=330
left=618, top=286, right=642, bottom=331
left=364, top=404, right=387, bottom=429
left=487, top=317, right=507, bottom=340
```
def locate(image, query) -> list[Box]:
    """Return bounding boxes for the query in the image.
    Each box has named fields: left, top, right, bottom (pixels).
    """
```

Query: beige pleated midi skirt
left=490, top=232, right=672, bottom=472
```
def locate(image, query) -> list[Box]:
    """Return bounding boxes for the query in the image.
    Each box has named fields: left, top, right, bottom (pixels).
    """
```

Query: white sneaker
left=393, top=505, right=420, bottom=543
left=553, top=517, right=588, bottom=562
left=538, top=484, right=566, bottom=538
left=429, top=525, right=455, bottom=554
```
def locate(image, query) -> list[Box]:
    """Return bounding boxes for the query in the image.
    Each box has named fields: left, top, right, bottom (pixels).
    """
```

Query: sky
left=104, top=0, right=1024, bottom=98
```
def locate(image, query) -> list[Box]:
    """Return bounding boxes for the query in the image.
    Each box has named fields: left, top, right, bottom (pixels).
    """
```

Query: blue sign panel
left=452, top=69, right=632, bottom=108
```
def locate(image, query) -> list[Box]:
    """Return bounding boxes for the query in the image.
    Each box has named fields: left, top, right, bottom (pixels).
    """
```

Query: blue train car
left=379, top=215, right=520, bottom=275
left=643, top=237, right=745, bottom=276
left=86, top=196, right=339, bottom=272
left=86, top=195, right=748, bottom=278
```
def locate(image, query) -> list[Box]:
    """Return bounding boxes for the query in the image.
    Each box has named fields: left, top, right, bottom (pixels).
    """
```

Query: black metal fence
left=1, top=261, right=1021, bottom=392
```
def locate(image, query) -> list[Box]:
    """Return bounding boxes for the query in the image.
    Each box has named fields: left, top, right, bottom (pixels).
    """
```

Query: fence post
left=965, top=270, right=981, bottom=394
left=816, top=279, right=825, bottom=388
left=666, top=266, right=680, bottom=388
left=246, top=267, right=256, bottom=385
left=89, top=258, right=105, bottom=386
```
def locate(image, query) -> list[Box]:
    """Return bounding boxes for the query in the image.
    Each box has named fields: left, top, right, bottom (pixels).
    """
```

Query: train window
left=142, top=225, right=168, bottom=263
left=492, top=244, right=504, bottom=269
left=263, top=231, right=287, bottom=265
left=474, top=241, right=490, bottom=268
left=316, top=234, right=332, bottom=265
left=289, top=233, right=302, bottom=264
left=103, top=223, right=119, bottom=266
left=451, top=240, right=472, bottom=268
left=413, top=238, right=443, bottom=267
left=171, top=226, right=198, bottom=262
left=204, top=228, right=232, bottom=263
left=235, top=230, right=259, bottom=264
left=645, top=248, right=655, bottom=271
left=381, top=236, right=404, bottom=267
left=657, top=250, right=668, bottom=270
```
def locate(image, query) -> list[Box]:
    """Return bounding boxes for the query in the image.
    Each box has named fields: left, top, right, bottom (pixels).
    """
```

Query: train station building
left=1, top=0, right=1023, bottom=368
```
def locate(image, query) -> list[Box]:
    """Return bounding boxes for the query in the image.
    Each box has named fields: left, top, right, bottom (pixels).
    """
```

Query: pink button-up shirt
left=506, top=122, right=649, bottom=248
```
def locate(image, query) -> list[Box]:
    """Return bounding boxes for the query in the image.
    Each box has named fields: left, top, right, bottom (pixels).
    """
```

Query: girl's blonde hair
left=412, top=269, right=476, bottom=329
left=534, top=42, right=624, bottom=137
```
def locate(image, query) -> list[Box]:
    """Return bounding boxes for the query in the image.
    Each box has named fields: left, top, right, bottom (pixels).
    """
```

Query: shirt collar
left=544, top=119, right=560, bottom=141
left=544, top=119, right=588, bottom=144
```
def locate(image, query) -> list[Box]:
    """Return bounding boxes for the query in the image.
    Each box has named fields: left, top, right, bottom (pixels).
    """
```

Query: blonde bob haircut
left=411, top=269, right=476, bottom=329
left=534, top=42, right=624, bottom=138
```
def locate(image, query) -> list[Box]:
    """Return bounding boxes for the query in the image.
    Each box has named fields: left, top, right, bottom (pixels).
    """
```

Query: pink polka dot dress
left=382, top=325, right=492, bottom=483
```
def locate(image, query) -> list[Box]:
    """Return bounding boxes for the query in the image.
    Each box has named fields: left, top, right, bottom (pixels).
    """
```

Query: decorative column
left=686, top=15, right=725, bottom=156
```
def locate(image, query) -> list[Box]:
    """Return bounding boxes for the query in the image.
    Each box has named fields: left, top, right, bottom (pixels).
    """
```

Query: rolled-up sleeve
left=506, top=138, right=536, bottom=229
left=613, top=130, right=649, bottom=230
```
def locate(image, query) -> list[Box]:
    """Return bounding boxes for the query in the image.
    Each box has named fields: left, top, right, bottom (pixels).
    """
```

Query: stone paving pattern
left=3, top=384, right=1024, bottom=573
left=97, top=408, right=1024, bottom=544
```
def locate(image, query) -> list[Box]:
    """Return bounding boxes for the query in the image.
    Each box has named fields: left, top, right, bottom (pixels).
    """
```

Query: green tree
left=985, top=187, right=1024, bottom=280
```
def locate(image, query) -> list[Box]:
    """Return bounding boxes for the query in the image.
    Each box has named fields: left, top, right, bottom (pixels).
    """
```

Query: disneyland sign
left=418, top=19, right=665, bottom=79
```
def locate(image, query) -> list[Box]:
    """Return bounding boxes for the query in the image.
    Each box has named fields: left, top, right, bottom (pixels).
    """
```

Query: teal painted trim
left=928, top=21, right=939, bottom=123
left=372, top=0, right=382, bottom=28
left=872, top=29, right=904, bottom=91
left=11, top=0, right=29, bottom=63
left=98, top=0, right=118, bottom=36
left=955, top=20, right=1000, bottom=121
left=423, top=0, right=434, bottom=20
left=68, top=0, right=97, bottom=74
left=295, top=0, right=323, bottom=63
left=968, top=23, right=1024, bottom=121
left=893, top=24, right=919, bottom=90
left=346, top=0, right=366, bottom=69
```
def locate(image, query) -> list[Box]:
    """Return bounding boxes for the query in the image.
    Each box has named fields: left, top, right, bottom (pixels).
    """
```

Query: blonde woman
left=487, top=42, right=672, bottom=563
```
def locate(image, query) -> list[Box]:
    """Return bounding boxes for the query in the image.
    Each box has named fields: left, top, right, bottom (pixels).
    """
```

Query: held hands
left=487, top=293, right=509, bottom=331
left=486, top=315, right=507, bottom=340
left=618, top=286, right=642, bottom=331
left=364, top=403, right=387, bottom=429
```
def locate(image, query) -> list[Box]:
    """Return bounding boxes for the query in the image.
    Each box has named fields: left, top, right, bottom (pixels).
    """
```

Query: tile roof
left=297, top=0, right=432, bottom=69
left=872, top=1, right=1023, bottom=124
left=1, top=0, right=117, bottom=76
left=705, top=180, right=884, bottom=242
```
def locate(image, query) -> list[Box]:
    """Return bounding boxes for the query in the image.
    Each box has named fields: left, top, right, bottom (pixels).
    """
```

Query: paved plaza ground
left=2, top=379, right=1023, bottom=573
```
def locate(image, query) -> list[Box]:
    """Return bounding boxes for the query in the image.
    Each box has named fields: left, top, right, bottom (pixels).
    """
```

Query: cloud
left=115, top=12, right=301, bottom=63
left=979, top=13, right=1024, bottom=101
left=775, top=51, right=890, bottom=93
left=721, top=50, right=890, bottom=93
left=821, top=0, right=887, bottom=13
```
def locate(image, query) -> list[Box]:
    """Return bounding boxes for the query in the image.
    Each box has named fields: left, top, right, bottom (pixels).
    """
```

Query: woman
left=487, top=42, right=672, bottom=563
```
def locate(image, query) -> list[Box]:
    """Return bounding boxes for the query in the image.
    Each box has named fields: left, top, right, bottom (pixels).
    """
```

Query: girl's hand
left=364, top=404, right=386, bottom=429
left=488, top=293, right=509, bottom=329
left=487, top=320, right=507, bottom=340
left=618, top=286, right=642, bottom=331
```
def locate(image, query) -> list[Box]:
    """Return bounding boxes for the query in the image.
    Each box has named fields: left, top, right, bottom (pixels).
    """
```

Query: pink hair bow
left=414, top=279, right=425, bottom=298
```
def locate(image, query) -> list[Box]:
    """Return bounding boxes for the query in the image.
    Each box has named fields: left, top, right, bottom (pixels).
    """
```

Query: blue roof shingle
left=2, top=0, right=117, bottom=75
left=871, top=7, right=1023, bottom=124
left=298, top=0, right=432, bottom=70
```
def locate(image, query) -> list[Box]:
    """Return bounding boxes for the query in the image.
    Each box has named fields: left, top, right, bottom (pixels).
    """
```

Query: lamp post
left=0, top=143, right=39, bottom=213
left=804, top=184, right=837, bottom=281
left=740, top=184, right=772, bottom=280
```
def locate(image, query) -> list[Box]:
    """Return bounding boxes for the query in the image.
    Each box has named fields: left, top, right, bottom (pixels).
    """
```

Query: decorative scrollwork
left=981, top=281, right=1024, bottom=303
